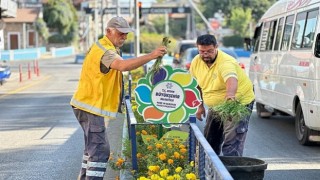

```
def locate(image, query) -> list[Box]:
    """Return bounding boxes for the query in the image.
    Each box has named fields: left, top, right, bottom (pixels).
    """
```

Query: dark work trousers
left=72, top=107, right=110, bottom=180
left=204, top=101, right=254, bottom=156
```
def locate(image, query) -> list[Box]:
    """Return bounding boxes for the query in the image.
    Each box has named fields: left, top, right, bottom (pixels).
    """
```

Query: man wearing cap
left=70, top=16, right=167, bottom=180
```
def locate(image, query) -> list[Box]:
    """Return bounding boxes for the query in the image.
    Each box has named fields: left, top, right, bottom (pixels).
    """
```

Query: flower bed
left=109, top=100, right=199, bottom=180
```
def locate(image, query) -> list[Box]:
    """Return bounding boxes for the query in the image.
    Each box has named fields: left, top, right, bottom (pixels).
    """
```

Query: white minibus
left=248, top=0, right=320, bottom=145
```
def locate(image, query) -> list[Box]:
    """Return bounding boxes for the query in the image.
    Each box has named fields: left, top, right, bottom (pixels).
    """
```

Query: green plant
left=149, top=37, right=171, bottom=81
left=211, top=99, right=250, bottom=124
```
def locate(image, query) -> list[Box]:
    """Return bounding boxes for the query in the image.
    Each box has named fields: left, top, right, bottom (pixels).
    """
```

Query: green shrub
left=222, top=35, right=244, bottom=48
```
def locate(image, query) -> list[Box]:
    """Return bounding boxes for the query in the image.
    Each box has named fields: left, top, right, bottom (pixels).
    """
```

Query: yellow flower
left=167, top=143, right=172, bottom=148
left=151, top=174, right=160, bottom=180
left=167, top=176, right=174, bottom=180
left=173, top=138, right=180, bottom=144
left=167, top=159, right=174, bottom=164
left=158, top=153, right=167, bottom=161
left=159, top=169, right=169, bottom=177
left=186, top=173, right=197, bottom=180
left=173, top=174, right=181, bottom=180
left=146, top=138, right=151, bottom=142
left=180, top=155, right=184, bottom=159
left=141, top=130, right=148, bottom=135
left=175, top=167, right=182, bottom=173
left=147, top=145, right=153, bottom=150
left=190, top=161, right=195, bottom=167
left=155, top=143, right=163, bottom=149
left=179, top=145, right=186, bottom=149
left=148, top=165, right=160, bottom=172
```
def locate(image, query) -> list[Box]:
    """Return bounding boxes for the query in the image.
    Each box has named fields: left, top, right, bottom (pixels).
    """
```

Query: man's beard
left=203, top=57, right=215, bottom=64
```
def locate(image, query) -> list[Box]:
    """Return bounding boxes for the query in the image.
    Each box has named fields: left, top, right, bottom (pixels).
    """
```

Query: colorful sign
left=134, top=65, right=202, bottom=128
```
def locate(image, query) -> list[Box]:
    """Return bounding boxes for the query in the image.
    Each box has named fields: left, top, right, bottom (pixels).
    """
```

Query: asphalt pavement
left=0, top=57, right=127, bottom=180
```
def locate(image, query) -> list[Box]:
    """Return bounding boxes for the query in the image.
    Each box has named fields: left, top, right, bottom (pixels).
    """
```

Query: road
left=0, top=57, right=320, bottom=180
left=240, top=57, right=320, bottom=179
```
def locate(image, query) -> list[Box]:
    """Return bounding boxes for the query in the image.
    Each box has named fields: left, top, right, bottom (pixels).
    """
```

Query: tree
left=201, top=0, right=276, bottom=23
left=229, top=8, right=252, bottom=36
left=43, top=0, right=78, bottom=44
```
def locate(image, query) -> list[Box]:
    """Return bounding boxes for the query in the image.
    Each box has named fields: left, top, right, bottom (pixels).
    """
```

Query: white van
left=248, top=0, right=320, bottom=145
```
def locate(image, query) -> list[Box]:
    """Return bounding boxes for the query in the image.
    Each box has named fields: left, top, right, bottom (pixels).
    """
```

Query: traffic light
left=138, top=1, right=142, bottom=19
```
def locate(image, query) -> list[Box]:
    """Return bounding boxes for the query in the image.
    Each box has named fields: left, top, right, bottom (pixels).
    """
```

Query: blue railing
left=124, top=94, right=233, bottom=180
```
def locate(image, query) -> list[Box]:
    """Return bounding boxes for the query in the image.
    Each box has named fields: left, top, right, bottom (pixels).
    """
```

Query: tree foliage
left=201, top=0, right=276, bottom=23
left=229, top=8, right=252, bottom=36
left=43, top=0, right=78, bottom=43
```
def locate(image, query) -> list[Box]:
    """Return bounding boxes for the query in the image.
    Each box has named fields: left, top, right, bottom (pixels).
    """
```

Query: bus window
left=291, top=12, right=307, bottom=49
left=266, top=20, right=277, bottom=51
left=291, top=9, right=318, bottom=49
left=253, top=24, right=262, bottom=52
left=281, top=15, right=294, bottom=51
left=260, top=21, right=270, bottom=51
left=302, top=9, right=318, bottom=49
left=274, top=17, right=284, bottom=50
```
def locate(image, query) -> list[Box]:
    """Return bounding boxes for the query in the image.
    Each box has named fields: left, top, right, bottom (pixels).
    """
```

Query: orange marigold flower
left=173, top=152, right=180, bottom=159
left=147, top=145, right=153, bottom=150
left=158, top=153, right=167, bottom=161
left=168, top=159, right=174, bottom=164
left=156, top=143, right=163, bottom=149
left=173, top=138, right=180, bottom=144
left=179, top=145, right=186, bottom=149
left=141, top=130, right=148, bottom=135
left=115, top=158, right=124, bottom=167
left=137, top=153, right=143, bottom=158
left=180, top=148, right=187, bottom=154
left=152, top=134, right=158, bottom=138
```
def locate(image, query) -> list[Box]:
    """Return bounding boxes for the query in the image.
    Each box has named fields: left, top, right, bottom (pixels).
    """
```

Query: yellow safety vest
left=70, top=36, right=122, bottom=118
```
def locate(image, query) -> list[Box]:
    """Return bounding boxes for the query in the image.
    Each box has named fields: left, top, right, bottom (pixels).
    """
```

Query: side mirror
left=244, top=37, right=252, bottom=51
left=314, top=33, right=320, bottom=58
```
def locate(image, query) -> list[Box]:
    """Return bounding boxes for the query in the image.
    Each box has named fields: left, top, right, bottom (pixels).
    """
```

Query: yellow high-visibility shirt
left=189, top=50, right=254, bottom=107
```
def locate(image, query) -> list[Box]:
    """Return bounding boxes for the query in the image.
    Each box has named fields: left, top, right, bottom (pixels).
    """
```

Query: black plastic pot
left=219, top=156, right=268, bottom=180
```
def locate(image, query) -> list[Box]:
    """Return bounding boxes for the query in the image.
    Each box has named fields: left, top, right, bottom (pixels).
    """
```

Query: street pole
left=165, top=13, right=169, bottom=36
left=187, top=0, right=214, bottom=34
left=116, top=0, right=120, bottom=16
left=94, top=0, right=98, bottom=41
left=134, top=0, right=140, bottom=57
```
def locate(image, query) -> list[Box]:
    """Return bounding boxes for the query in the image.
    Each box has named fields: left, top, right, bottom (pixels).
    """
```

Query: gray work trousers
left=72, top=107, right=110, bottom=180
left=204, top=101, right=254, bottom=156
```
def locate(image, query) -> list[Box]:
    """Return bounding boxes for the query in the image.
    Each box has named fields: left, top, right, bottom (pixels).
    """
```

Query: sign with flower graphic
left=134, top=65, right=202, bottom=128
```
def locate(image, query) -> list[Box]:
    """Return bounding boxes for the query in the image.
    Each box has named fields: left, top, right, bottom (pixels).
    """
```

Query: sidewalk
left=104, top=114, right=125, bottom=180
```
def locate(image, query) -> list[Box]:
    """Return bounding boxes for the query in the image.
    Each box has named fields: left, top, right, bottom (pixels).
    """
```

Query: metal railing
left=124, top=95, right=233, bottom=180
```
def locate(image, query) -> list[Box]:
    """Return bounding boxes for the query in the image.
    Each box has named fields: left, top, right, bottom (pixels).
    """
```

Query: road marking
left=0, top=75, right=51, bottom=99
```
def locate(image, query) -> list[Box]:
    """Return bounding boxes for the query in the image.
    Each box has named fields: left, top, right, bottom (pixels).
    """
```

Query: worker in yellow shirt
left=189, top=34, right=254, bottom=156
left=70, top=16, right=167, bottom=180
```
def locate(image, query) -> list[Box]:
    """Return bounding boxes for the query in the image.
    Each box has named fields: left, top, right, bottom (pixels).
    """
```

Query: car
left=180, top=47, right=245, bottom=70
left=172, top=39, right=196, bottom=65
